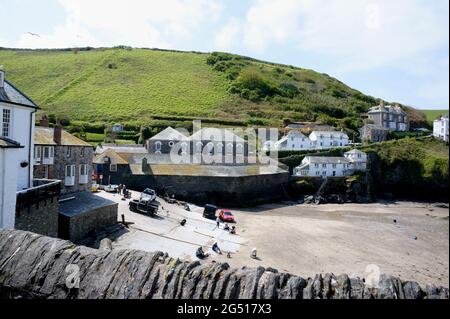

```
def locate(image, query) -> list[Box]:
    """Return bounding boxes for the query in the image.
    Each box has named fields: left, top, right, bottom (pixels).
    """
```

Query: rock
left=403, top=281, right=423, bottom=299
left=0, top=229, right=444, bottom=300
left=99, top=238, right=112, bottom=251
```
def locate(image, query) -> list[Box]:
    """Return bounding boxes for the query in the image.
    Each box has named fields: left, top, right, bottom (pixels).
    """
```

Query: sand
left=97, top=191, right=449, bottom=288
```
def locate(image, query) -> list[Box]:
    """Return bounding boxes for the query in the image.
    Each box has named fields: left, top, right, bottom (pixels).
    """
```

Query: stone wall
left=100, top=164, right=290, bottom=207
left=51, top=145, right=94, bottom=195
left=15, top=195, right=59, bottom=238
left=0, top=229, right=448, bottom=299
left=59, top=204, right=118, bottom=243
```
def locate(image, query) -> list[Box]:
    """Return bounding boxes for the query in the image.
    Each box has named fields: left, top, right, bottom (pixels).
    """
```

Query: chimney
left=40, top=115, right=49, bottom=127
left=54, top=120, right=62, bottom=145
left=0, top=70, right=4, bottom=88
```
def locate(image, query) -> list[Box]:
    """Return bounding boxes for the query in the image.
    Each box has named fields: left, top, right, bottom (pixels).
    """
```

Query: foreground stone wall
left=0, top=230, right=448, bottom=299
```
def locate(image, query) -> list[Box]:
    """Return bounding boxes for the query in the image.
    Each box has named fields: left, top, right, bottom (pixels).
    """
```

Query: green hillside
left=0, top=47, right=425, bottom=132
left=421, top=109, right=449, bottom=123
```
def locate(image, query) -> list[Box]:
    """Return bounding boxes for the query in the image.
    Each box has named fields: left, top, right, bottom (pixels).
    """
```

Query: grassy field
left=0, top=47, right=427, bottom=133
left=421, top=109, right=449, bottom=122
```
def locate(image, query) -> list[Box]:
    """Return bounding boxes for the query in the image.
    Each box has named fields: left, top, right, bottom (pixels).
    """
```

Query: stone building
left=359, top=124, right=389, bottom=143
left=367, top=102, right=409, bottom=132
left=34, top=117, right=94, bottom=195
left=146, top=127, right=189, bottom=155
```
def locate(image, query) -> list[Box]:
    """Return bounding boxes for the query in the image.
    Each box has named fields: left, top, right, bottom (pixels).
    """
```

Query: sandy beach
left=97, top=191, right=449, bottom=288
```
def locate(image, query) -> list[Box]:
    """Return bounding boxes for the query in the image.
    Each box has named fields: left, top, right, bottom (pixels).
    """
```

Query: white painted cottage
left=264, top=129, right=349, bottom=152
left=309, top=131, right=349, bottom=150
left=264, top=130, right=311, bottom=151
left=293, top=149, right=367, bottom=178
left=433, top=116, right=449, bottom=143
left=0, top=70, right=38, bottom=229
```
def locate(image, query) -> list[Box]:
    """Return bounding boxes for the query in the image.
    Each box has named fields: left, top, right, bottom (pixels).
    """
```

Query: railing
left=16, top=179, right=61, bottom=211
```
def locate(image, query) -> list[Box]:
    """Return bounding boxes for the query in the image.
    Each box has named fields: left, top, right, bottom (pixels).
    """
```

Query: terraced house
left=34, top=116, right=94, bottom=195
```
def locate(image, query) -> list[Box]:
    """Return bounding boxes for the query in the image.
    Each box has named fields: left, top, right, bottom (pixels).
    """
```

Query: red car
left=219, top=210, right=235, bottom=223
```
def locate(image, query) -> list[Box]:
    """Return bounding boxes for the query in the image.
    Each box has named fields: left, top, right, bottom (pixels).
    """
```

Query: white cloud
left=214, top=18, right=242, bottom=51
left=239, top=0, right=449, bottom=72
left=14, top=0, right=224, bottom=49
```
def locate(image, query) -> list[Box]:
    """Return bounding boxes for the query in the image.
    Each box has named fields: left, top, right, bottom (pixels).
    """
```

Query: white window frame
left=43, top=146, right=50, bottom=159
left=35, top=146, right=42, bottom=159
left=66, top=146, right=71, bottom=157
left=65, top=165, right=75, bottom=177
left=110, top=164, right=117, bottom=172
left=80, top=147, right=85, bottom=157
left=1, top=107, right=12, bottom=138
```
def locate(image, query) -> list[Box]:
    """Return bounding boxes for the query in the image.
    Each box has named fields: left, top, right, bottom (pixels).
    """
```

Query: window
left=315, top=163, right=319, bottom=168
left=65, top=165, right=75, bottom=177
left=332, top=164, right=337, bottom=169
left=80, top=147, right=85, bottom=157
left=66, top=147, right=71, bottom=157
left=155, top=141, right=162, bottom=151
left=316, top=171, right=320, bottom=176
left=2, top=108, right=11, bottom=137
left=43, top=146, right=50, bottom=158
left=35, top=146, right=42, bottom=159
left=50, top=146, right=54, bottom=157
left=79, top=164, right=88, bottom=176
left=110, top=164, right=117, bottom=172
left=322, top=164, right=327, bottom=168
left=322, top=171, right=327, bottom=176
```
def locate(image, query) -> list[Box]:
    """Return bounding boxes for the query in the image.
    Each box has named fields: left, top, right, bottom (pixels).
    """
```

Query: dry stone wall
left=0, top=230, right=448, bottom=299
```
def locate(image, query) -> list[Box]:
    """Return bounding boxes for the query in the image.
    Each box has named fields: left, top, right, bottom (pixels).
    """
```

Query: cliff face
left=0, top=229, right=448, bottom=299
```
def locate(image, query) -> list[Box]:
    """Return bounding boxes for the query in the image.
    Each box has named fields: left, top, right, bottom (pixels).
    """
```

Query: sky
left=0, top=0, right=448, bottom=110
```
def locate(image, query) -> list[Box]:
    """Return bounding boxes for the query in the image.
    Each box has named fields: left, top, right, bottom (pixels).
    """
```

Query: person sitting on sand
left=212, top=242, right=222, bottom=255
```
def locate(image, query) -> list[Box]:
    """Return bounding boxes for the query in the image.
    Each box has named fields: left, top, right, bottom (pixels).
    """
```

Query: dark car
left=219, top=210, right=235, bottom=223
left=203, top=204, right=217, bottom=219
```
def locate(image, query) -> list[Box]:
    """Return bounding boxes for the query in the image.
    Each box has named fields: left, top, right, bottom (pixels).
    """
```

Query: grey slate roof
left=0, top=136, right=23, bottom=148
left=305, top=156, right=350, bottom=164
left=149, top=127, right=189, bottom=141
left=0, top=80, right=37, bottom=108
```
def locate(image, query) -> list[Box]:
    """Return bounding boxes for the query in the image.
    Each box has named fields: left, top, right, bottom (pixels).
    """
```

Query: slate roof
left=95, top=144, right=147, bottom=154
left=310, top=131, right=349, bottom=138
left=35, top=127, right=92, bottom=147
left=190, top=128, right=245, bottom=143
left=93, top=149, right=129, bottom=165
left=0, top=136, right=23, bottom=148
left=0, top=80, right=38, bottom=108
left=345, top=149, right=366, bottom=155
left=305, top=156, right=350, bottom=164
left=149, top=127, right=189, bottom=141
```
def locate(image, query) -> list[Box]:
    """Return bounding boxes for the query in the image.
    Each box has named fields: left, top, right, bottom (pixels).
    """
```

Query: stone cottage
left=34, top=117, right=94, bottom=195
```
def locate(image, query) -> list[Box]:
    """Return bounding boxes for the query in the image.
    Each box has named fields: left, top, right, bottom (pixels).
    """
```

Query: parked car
left=219, top=210, right=235, bottom=223
left=203, top=204, right=217, bottom=219
left=104, top=184, right=119, bottom=193
left=141, top=188, right=157, bottom=202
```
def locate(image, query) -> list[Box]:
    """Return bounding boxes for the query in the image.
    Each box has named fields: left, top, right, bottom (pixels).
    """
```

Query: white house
left=309, top=131, right=349, bottom=149
left=344, top=149, right=368, bottom=173
left=111, top=123, right=124, bottom=133
left=264, top=130, right=311, bottom=151
left=293, top=149, right=367, bottom=178
left=0, top=70, right=38, bottom=229
left=294, top=156, right=350, bottom=178
left=264, top=130, right=349, bottom=152
left=433, top=116, right=449, bottom=143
